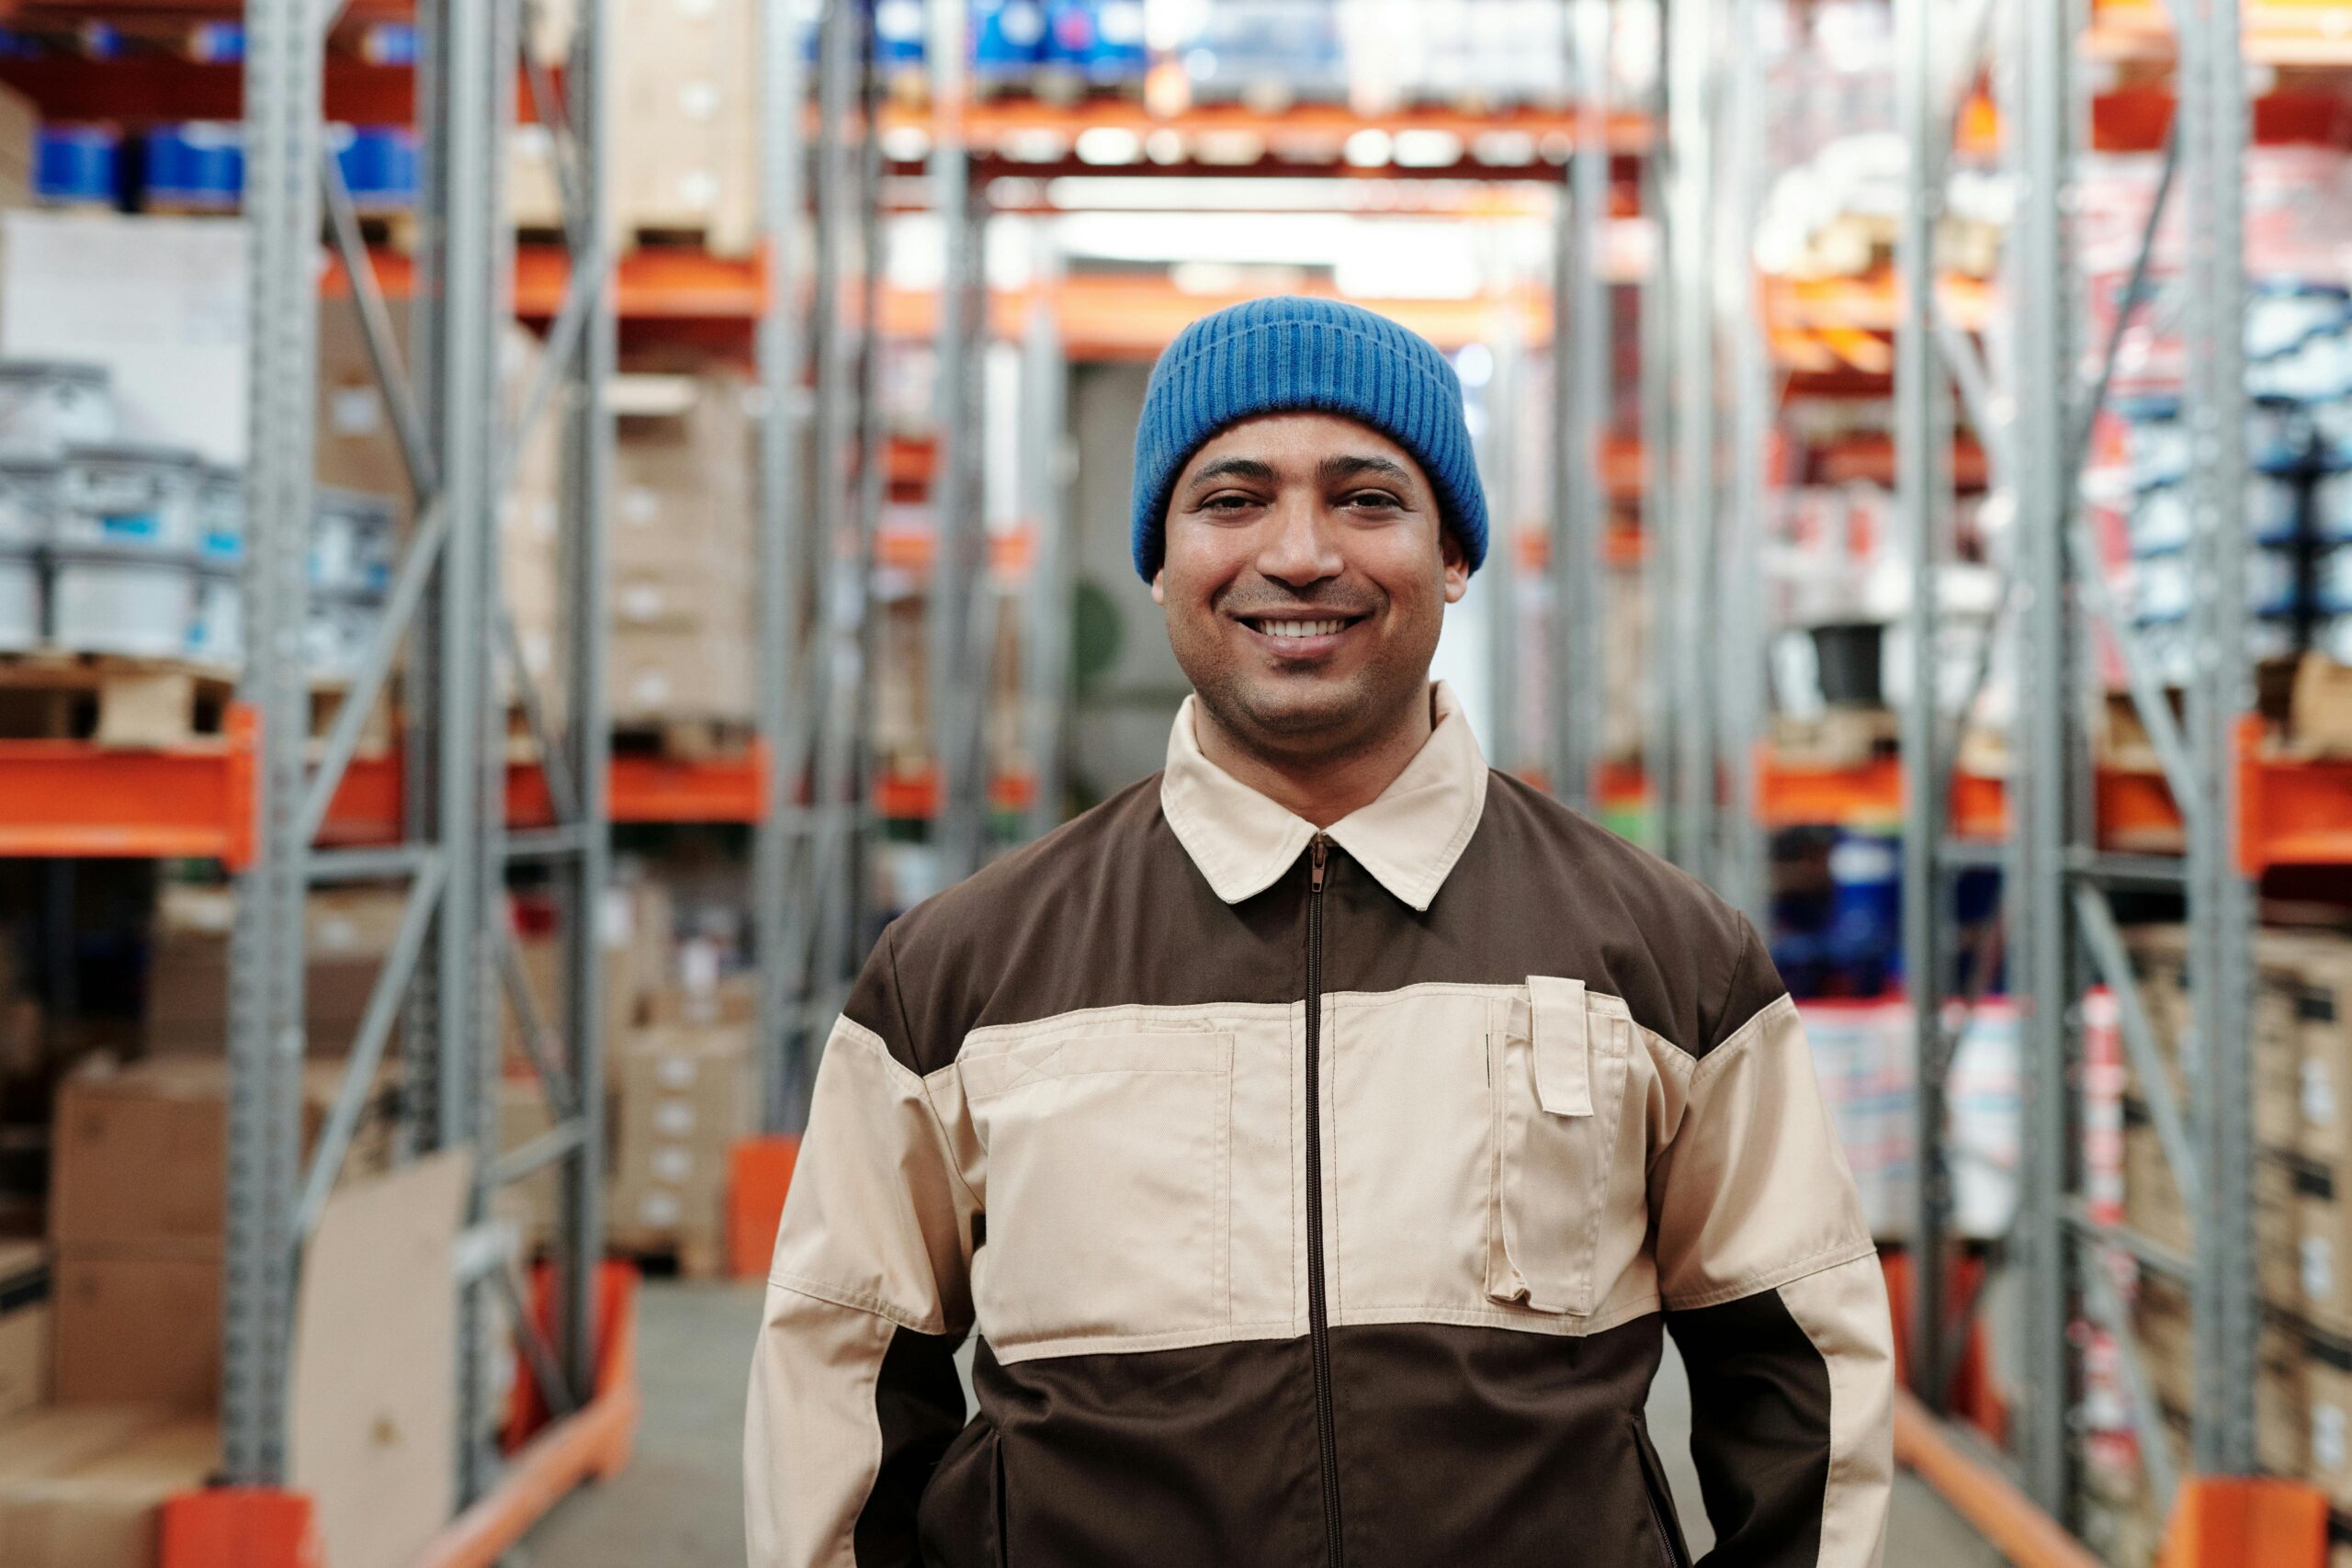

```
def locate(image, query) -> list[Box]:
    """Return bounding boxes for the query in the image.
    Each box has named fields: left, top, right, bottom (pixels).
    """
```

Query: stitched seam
left=766, top=1269, right=967, bottom=1336
left=960, top=999, right=1282, bottom=1055
left=832, top=1015, right=928, bottom=1093
left=1688, top=992, right=1800, bottom=1089
left=1658, top=1238, right=1879, bottom=1314
left=917, top=1075, right=985, bottom=1215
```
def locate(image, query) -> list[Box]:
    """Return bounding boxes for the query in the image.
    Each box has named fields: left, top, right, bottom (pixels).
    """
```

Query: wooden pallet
left=0, top=653, right=234, bottom=748
left=606, top=1230, right=726, bottom=1281
left=609, top=716, right=755, bottom=763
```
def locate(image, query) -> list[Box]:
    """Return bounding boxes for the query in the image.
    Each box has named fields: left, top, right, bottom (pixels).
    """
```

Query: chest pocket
left=1486, top=976, right=1634, bottom=1318
left=963, top=1030, right=1233, bottom=1349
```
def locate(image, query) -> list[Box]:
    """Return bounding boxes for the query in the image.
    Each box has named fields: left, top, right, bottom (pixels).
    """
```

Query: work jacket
left=748, top=682, right=1895, bottom=1568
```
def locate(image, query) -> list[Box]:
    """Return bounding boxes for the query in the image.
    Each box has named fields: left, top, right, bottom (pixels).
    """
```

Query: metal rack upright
left=226, top=0, right=621, bottom=1530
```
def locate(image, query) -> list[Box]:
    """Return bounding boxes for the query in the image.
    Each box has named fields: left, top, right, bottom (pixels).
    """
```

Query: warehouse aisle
left=523, top=1281, right=2009, bottom=1567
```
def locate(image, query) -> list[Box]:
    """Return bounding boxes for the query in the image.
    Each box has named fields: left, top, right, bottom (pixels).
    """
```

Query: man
left=748, top=296, right=1894, bottom=1567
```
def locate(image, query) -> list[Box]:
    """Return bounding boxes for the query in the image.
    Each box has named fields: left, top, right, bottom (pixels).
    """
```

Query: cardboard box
left=143, top=885, right=413, bottom=1057
left=610, top=374, right=755, bottom=570
left=0, top=1417, right=216, bottom=1568
left=2258, top=1319, right=2312, bottom=1477
left=2133, top=1272, right=2192, bottom=1418
left=608, top=1024, right=752, bottom=1252
left=2291, top=654, right=2352, bottom=757
left=640, top=972, right=755, bottom=1030
left=2292, top=936, right=2352, bottom=1168
left=2309, top=1342, right=2352, bottom=1512
left=2120, top=925, right=2304, bottom=1156
left=2123, top=1112, right=2192, bottom=1257
left=0, top=1244, right=46, bottom=1422
left=51, top=1253, right=220, bottom=1408
left=495, top=1075, right=560, bottom=1258
left=612, top=622, right=752, bottom=724
left=50, top=1058, right=384, bottom=1254
left=0, top=1406, right=171, bottom=1486
left=612, top=0, right=757, bottom=254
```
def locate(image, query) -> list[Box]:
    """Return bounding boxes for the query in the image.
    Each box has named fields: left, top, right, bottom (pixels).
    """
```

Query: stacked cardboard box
left=606, top=1011, right=753, bottom=1271
left=143, top=885, right=413, bottom=1058
left=2119, top=926, right=2352, bottom=1527
left=0, top=1406, right=210, bottom=1568
left=608, top=374, right=755, bottom=726
left=0, top=85, right=36, bottom=216
left=513, top=0, right=755, bottom=252
left=493, top=879, right=671, bottom=1258
left=0, top=1245, right=44, bottom=1423
left=46, top=1059, right=385, bottom=1408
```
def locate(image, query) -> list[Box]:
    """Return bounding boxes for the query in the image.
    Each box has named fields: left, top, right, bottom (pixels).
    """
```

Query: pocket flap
left=1527, top=976, right=1593, bottom=1118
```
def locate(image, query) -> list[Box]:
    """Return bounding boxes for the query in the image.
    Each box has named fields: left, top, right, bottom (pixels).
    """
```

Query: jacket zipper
left=1304, top=833, right=1345, bottom=1568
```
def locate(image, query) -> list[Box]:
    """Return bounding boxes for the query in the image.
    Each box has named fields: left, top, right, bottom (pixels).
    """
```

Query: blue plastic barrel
left=144, top=122, right=244, bottom=209
left=334, top=125, right=420, bottom=210
left=36, top=127, right=120, bottom=208
left=973, top=0, right=1047, bottom=85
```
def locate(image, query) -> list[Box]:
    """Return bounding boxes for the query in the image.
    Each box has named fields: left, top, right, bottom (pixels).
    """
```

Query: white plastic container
left=311, top=488, right=396, bottom=596
left=48, top=544, right=199, bottom=658
left=188, top=567, right=243, bottom=667
left=0, top=543, right=41, bottom=650
left=0, top=361, right=116, bottom=458
left=304, top=589, right=383, bottom=682
left=198, top=463, right=243, bottom=562
left=0, top=458, right=58, bottom=546
left=57, top=443, right=203, bottom=551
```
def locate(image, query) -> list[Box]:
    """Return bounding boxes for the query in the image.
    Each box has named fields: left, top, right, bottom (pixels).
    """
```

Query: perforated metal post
left=1550, top=0, right=1611, bottom=820
left=2178, top=0, right=2256, bottom=1475
left=755, top=0, right=815, bottom=1134
left=224, top=0, right=324, bottom=1484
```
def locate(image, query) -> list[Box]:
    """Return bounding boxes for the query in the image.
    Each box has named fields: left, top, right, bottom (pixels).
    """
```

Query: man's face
left=1152, top=412, right=1469, bottom=761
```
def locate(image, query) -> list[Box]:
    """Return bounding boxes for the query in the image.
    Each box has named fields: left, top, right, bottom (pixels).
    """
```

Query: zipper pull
left=1309, top=833, right=1328, bottom=893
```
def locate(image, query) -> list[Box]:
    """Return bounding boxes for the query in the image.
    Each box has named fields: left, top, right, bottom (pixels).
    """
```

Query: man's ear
left=1441, top=528, right=1470, bottom=604
left=1150, top=568, right=1165, bottom=605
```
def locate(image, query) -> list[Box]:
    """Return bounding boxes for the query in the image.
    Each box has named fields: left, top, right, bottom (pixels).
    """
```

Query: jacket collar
left=1159, top=682, right=1489, bottom=912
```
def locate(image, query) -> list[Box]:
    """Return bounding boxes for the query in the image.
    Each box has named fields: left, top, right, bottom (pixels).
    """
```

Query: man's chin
left=1220, top=678, right=1372, bottom=743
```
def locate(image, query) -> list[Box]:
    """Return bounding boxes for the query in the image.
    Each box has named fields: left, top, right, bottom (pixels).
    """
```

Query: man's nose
left=1254, top=493, right=1344, bottom=587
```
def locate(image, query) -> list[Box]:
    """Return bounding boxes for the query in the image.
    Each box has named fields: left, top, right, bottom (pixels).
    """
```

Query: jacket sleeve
left=746, top=928, right=978, bottom=1568
left=1649, top=922, right=1894, bottom=1568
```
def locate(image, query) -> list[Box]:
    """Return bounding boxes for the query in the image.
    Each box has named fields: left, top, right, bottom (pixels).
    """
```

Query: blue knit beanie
left=1129, top=297, right=1488, bottom=582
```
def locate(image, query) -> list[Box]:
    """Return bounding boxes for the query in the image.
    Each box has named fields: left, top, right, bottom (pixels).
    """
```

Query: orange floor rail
left=161, top=1266, right=639, bottom=1568
left=428, top=1262, right=642, bottom=1568
left=1893, top=1391, right=2105, bottom=1568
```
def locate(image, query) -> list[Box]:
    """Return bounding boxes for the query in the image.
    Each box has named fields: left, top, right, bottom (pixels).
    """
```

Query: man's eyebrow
left=1185, top=457, right=1276, bottom=491
left=1319, top=454, right=1413, bottom=485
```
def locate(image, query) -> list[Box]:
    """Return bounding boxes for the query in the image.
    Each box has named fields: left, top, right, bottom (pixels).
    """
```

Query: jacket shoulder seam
left=1688, top=992, right=1798, bottom=1082
left=831, top=1013, right=927, bottom=1092
left=767, top=1269, right=968, bottom=1337
left=1659, top=1238, right=1880, bottom=1314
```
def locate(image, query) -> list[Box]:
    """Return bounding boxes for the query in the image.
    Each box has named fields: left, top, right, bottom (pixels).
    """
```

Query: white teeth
left=1258, top=618, right=1345, bottom=638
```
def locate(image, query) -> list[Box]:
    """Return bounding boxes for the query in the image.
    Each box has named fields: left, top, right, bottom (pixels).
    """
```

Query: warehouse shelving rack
left=1849, top=0, right=2352, bottom=1558
left=0, top=0, right=644, bottom=1556
left=233, top=0, right=627, bottom=1546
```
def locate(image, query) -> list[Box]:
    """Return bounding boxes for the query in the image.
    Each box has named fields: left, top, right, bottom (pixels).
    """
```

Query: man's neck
left=1193, top=687, right=1437, bottom=829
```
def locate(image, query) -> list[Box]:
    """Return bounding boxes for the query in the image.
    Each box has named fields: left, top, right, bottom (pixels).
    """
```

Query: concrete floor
left=521, top=1281, right=2012, bottom=1567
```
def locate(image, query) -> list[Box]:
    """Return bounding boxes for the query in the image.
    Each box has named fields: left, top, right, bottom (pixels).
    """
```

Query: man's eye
left=1346, top=491, right=1401, bottom=509
left=1206, top=493, right=1257, bottom=511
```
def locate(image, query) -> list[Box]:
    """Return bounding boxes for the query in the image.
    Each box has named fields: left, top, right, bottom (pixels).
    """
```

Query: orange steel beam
left=1893, top=1390, right=2104, bottom=1568
left=0, top=706, right=256, bottom=866
left=417, top=1269, right=640, bottom=1568
left=2239, top=714, right=2352, bottom=875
